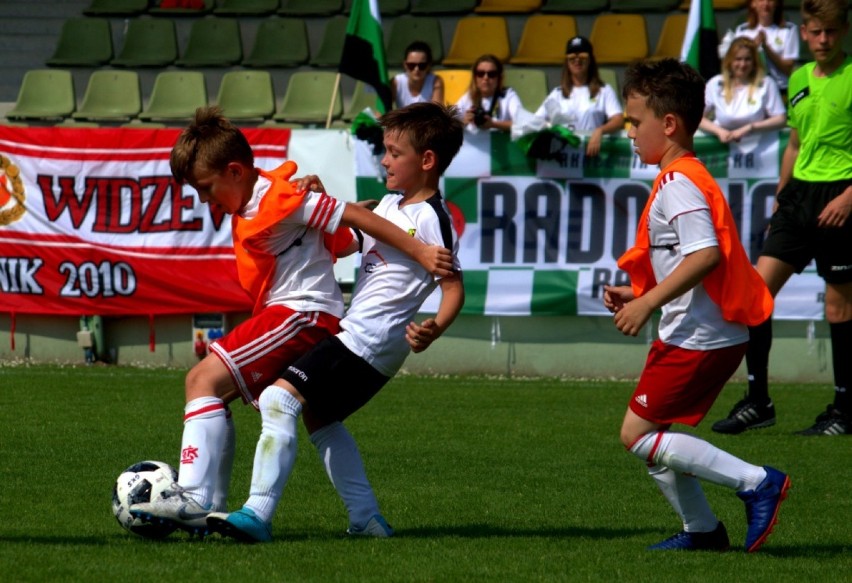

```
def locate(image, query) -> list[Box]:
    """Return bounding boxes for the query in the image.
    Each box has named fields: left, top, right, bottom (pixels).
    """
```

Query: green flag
left=680, top=0, right=720, bottom=81
left=339, top=0, right=392, bottom=114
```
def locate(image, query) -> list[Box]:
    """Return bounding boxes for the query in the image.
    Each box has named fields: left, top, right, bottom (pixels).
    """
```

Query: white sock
left=244, top=386, right=302, bottom=523
left=310, top=422, right=379, bottom=528
left=648, top=464, right=718, bottom=533
left=211, top=407, right=235, bottom=512
left=178, top=396, right=228, bottom=507
left=631, top=431, right=766, bottom=491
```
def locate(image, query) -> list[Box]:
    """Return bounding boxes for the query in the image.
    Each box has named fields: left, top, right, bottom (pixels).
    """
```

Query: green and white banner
left=356, top=131, right=824, bottom=321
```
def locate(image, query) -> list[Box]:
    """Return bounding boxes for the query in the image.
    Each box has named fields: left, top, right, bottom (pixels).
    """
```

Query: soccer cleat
left=648, top=521, right=730, bottom=551
left=206, top=507, right=272, bottom=543
left=737, top=466, right=791, bottom=553
left=129, top=483, right=211, bottom=536
left=346, top=514, right=394, bottom=538
left=795, top=405, right=850, bottom=436
left=711, top=396, right=776, bottom=434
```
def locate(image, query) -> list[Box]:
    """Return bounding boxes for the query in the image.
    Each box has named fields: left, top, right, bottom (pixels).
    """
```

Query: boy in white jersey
left=206, top=101, right=465, bottom=542
left=604, top=59, right=789, bottom=552
left=130, top=106, right=454, bottom=535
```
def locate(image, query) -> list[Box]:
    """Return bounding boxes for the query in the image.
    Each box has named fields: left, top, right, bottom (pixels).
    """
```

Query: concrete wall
left=0, top=312, right=833, bottom=383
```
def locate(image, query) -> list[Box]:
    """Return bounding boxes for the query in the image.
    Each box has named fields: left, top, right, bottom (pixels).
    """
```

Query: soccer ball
left=112, top=460, right=178, bottom=538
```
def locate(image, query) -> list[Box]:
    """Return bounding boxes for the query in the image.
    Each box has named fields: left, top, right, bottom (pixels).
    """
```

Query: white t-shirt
left=648, top=171, right=749, bottom=350
left=718, top=21, right=799, bottom=90
left=455, top=87, right=524, bottom=132
left=338, top=192, right=461, bottom=376
left=704, top=74, right=786, bottom=130
left=534, top=84, right=623, bottom=132
left=393, top=72, right=436, bottom=108
left=241, top=174, right=346, bottom=316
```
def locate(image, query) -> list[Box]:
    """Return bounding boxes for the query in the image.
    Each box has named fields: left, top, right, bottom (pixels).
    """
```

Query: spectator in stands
left=455, top=54, right=523, bottom=133
left=391, top=41, right=444, bottom=108
left=700, top=37, right=787, bottom=143
left=718, top=0, right=799, bottom=97
left=534, top=36, right=624, bottom=157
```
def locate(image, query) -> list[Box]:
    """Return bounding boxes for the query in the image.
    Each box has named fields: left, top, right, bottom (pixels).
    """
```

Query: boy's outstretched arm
left=406, top=273, right=464, bottom=353
left=341, top=202, right=454, bottom=278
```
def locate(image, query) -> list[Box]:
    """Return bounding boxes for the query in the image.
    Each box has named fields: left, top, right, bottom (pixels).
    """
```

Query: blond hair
left=721, top=37, right=765, bottom=104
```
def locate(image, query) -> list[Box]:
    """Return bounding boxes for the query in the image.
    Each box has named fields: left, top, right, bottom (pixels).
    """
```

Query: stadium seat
left=83, top=0, right=148, bottom=16
left=309, top=15, right=348, bottom=67
left=474, top=0, right=542, bottom=13
left=278, top=0, right=342, bottom=16
left=598, top=67, right=620, bottom=98
left=46, top=17, right=113, bottom=67
left=214, top=0, right=279, bottom=15
left=378, top=0, right=410, bottom=16
left=589, top=14, right=648, bottom=65
left=679, top=0, right=747, bottom=8
left=273, top=71, right=343, bottom=125
left=385, top=16, right=444, bottom=67
left=138, top=71, right=207, bottom=122
left=216, top=71, right=276, bottom=122
left=649, top=13, right=688, bottom=61
left=123, top=119, right=168, bottom=128
left=540, top=0, right=609, bottom=14
left=72, top=70, right=141, bottom=122
left=176, top=17, right=242, bottom=67
left=510, top=14, right=577, bottom=66
left=243, top=18, right=310, bottom=68
left=610, top=0, right=679, bottom=11
left=342, top=80, right=384, bottom=121
left=148, top=0, right=214, bottom=15
left=111, top=18, right=178, bottom=67
left=6, top=69, right=76, bottom=122
left=502, top=67, right=548, bottom=111
left=442, top=16, right=511, bottom=67
left=434, top=69, right=471, bottom=106
left=410, top=0, right=478, bottom=15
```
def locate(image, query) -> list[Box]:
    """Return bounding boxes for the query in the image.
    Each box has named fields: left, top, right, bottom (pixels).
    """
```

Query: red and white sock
left=211, top=407, right=235, bottom=512
left=177, top=396, right=228, bottom=507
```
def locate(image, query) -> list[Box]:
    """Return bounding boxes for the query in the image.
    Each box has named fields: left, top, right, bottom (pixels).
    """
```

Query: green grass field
left=0, top=364, right=849, bottom=582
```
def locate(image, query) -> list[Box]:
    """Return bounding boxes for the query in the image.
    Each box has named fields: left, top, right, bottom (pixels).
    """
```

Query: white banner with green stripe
left=355, top=130, right=823, bottom=320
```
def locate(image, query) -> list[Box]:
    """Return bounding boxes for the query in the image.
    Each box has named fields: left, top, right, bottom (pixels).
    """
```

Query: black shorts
left=761, top=178, right=852, bottom=284
left=280, top=336, right=390, bottom=423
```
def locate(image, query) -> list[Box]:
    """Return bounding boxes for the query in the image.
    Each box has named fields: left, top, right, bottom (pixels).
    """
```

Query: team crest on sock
left=181, top=445, right=199, bottom=465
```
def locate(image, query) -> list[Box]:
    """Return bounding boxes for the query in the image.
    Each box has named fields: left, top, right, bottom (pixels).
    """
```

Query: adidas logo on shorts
left=635, top=394, right=648, bottom=408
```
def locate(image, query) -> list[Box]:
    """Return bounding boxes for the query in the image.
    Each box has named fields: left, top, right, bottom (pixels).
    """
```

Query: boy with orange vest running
left=130, top=106, right=454, bottom=535
left=603, top=59, right=789, bottom=553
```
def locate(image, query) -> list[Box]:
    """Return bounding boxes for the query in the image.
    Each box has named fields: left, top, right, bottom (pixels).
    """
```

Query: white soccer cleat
left=129, top=483, right=211, bottom=536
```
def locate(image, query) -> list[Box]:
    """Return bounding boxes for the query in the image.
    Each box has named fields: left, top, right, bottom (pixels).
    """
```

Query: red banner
left=0, top=126, right=292, bottom=315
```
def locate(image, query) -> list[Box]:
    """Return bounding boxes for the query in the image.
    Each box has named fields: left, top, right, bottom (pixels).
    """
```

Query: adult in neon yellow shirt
left=713, top=0, right=852, bottom=437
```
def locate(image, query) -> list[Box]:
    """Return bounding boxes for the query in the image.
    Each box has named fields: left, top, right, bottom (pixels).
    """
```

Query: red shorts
left=209, top=305, right=340, bottom=408
left=630, top=339, right=747, bottom=427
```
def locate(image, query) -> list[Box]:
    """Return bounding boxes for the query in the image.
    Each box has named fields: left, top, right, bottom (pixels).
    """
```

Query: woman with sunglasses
left=456, top=54, right=523, bottom=132
left=391, top=41, right=444, bottom=108
left=534, top=36, right=624, bottom=157
left=700, top=37, right=786, bottom=144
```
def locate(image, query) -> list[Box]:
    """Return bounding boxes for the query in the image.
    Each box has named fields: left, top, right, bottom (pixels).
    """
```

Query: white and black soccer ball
left=112, top=460, right=178, bottom=538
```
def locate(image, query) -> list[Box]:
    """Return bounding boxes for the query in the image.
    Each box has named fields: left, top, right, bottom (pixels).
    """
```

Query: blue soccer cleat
left=737, top=466, right=791, bottom=552
left=346, top=514, right=394, bottom=538
left=206, top=507, right=272, bottom=543
left=648, top=521, right=730, bottom=551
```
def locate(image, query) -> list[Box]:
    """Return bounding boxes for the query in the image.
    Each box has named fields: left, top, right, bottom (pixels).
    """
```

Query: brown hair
left=746, top=0, right=785, bottom=27
left=622, top=58, right=705, bottom=136
left=379, top=102, right=464, bottom=175
left=467, top=54, right=505, bottom=107
left=170, top=106, right=254, bottom=184
left=560, top=44, right=603, bottom=99
left=801, top=0, right=850, bottom=24
left=721, top=37, right=766, bottom=103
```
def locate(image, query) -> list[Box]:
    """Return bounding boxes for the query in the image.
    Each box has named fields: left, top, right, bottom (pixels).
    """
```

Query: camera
left=473, top=107, right=489, bottom=127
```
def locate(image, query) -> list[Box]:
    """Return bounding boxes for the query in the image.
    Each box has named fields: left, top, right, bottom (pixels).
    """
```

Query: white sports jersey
left=338, top=192, right=460, bottom=376
left=455, top=87, right=524, bottom=131
left=704, top=74, right=786, bottom=130
left=534, top=84, right=623, bottom=132
left=393, top=72, right=437, bottom=108
left=648, top=171, right=749, bottom=350
left=718, top=22, right=799, bottom=90
left=240, top=174, right=346, bottom=316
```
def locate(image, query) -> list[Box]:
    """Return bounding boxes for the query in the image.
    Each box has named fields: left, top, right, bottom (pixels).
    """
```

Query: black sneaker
left=795, top=405, right=850, bottom=436
left=648, top=521, right=730, bottom=551
left=711, top=396, right=776, bottom=434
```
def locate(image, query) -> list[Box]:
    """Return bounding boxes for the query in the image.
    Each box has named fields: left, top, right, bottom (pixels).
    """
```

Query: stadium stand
left=434, top=69, right=471, bottom=106
left=410, top=0, right=478, bottom=16
left=214, top=0, right=280, bottom=16
left=510, top=14, right=577, bottom=65
left=278, top=0, right=343, bottom=16
left=309, top=15, right=349, bottom=67
left=503, top=67, right=548, bottom=111
left=46, top=17, right=113, bottom=67
left=273, top=71, right=343, bottom=125
left=72, top=70, right=142, bottom=122
left=243, top=18, right=311, bottom=68
left=111, top=18, right=179, bottom=68
left=474, top=0, right=543, bottom=14
left=138, top=71, right=208, bottom=122
left=649, top=13, right=688, bottom=61
left=175, top=17, right=243, bottom=67
left=385, top=16, right=444, bottom=67
left=216, top=70, right=277, bottom=122
left=540, top=0, right=609, bottom=14
left=442, top=16, right=512, bottom=66
left=83, top=0, right=148, bottom=16
left=6, top=70, right=76, bottom=122
left=589, top=13, right=648, bottom=64
left=148, top=0, right=214, bottom=16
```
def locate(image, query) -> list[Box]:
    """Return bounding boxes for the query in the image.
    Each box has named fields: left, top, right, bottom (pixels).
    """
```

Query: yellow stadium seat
left=649, top=13, right=688, bottom=61
left=510, top=14, right=577, bottom=66
left=589, top=14, right=648, bottom=65
left=442, top=16, right=511, bottom=67
left=434, top=69, right=472, bottom=106
left=474, top=0, right=542, bottom=13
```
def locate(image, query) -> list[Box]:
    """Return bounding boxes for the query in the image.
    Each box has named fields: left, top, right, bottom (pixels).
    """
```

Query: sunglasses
left=566, top=53, right=590, bottom=64
left=405, top=62, right=429, bottom=71
left=475, top=70, right=499, bottom=79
